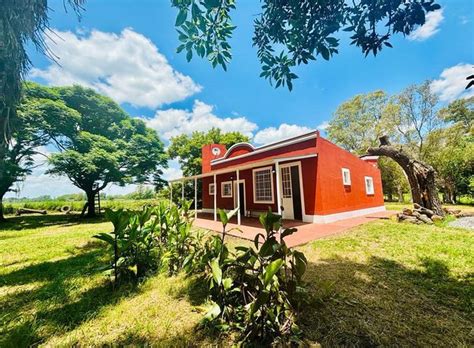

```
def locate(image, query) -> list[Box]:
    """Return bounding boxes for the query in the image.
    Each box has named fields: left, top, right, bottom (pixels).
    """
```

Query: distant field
left=3, top=199, right=164, bottom=215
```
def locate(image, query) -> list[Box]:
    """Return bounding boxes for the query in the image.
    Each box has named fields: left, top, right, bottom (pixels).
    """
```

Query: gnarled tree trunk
left=368, top=136, right=444, bottom=216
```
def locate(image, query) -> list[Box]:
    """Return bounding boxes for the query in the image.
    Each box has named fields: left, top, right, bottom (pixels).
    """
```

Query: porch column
left=194, top=177, right=197, bottom=219
left=275, top=161, right=282, bottom=215
left=181, top=180, right=185, bottom=201
left=213, top=174, right=217, bottom=221
left=236, top=169, right=241, bottom=225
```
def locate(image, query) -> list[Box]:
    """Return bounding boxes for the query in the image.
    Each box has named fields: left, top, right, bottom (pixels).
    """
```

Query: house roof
left=211, top=130, right=319, bottom=166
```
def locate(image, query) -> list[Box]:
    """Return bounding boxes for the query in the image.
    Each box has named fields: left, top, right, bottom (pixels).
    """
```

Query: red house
left=171, top=130, right=385, bottom=224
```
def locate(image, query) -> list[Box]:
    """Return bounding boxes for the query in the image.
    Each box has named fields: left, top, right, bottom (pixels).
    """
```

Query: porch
left=193, top=210, right=395, bottom=248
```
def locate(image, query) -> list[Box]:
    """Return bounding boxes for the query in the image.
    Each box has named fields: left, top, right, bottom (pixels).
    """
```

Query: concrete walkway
left=193, top=210, right=395, bottom=247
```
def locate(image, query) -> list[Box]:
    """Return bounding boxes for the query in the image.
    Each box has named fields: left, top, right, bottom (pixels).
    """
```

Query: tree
left=0, top=83, right=79, bottom=221
left=172, top=0, right=441, bottom=90
left=327, top=91, right=409, bottom=201
left=30, top=84, right=168, bottom=217
left=0, top=0, right=84, bottom=161
left=379, top=157, right=409, bottom=202
left=168, top=127, right=249, bottom=177
left=327, top=90, right=398, bottom=154
left=423, top=98, right=474, bottom=203
left=438, top=96, right=474, bottom=131
left=394, top=81, right=441, bottom=160
left=368, top=136, right=444, bottom=215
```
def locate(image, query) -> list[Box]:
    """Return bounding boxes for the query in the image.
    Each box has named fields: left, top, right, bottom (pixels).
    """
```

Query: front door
left=280, top=165, right=303, bottom=220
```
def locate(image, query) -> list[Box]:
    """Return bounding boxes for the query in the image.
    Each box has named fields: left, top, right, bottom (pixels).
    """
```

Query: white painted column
left=194, top=177, right=197, bottom=219
left=181, top=180, right=185, bottom=201
left=275, top=162, right=282, bottom=216
left=213, top=174, right=217, bottom=221
left=236, top=169, right=241, bottom=225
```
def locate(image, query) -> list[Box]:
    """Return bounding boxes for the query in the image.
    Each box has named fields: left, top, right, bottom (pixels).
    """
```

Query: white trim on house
left=211, top=131, right=318, bottom=166
left=365, top=176, right=374, bottom=195
left=233, top=179, right=246, bottom=213
left=209, top=183, right=215, bottom=195
left=222, top=143, right=255, bottom=159
left=342, top=168, right=351, bottom=186
left=305, top=205, right=386, bottom=224
left=221, top=181, right=233, bottom=198
left=278, top=161, right=307, bottom=222
left=252, top=166, right=275, bottom=204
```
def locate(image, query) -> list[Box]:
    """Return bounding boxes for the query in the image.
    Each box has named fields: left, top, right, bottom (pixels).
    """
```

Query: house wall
left=200, top=134, right=384, bottom=222
left=202, top=165, right=278, bottom=212
left=314, top=137, right=384, bottom=215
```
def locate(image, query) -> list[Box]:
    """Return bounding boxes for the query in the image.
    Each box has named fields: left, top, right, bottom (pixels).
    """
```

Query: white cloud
left=431, top=63, right=474, bottom=102
left=253, top=124, right=312, bottom=145
left=31, top=28, right=201, bottom=108
left=408, top=9, right=444, bottom=41
left=317, top=121, right=329, bottom=130
left=144, top=100, right=258, bottom=141
left=162, top=159, right=183, bottom=181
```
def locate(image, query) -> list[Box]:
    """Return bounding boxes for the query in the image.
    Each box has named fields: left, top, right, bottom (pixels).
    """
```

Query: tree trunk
left=368, top=136, right=444, bottom=216
left=85, top=190, right=96, bottom=217
left=387, top=192, right=393, bottom=202
left=0, top=196, right=6, bottom=222
left=397, top=185, right=404, bottom=202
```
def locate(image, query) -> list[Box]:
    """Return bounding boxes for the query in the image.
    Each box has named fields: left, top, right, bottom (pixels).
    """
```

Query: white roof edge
left=211, top=130, right=318, bottom=166
left=220, top=142, right=255, bottom=159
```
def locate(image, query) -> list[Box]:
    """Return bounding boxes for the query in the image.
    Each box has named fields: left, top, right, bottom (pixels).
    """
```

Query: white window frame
left=221, top=181, right=233, bottom=198
left=252, top=166, right=274, bottom=204
left=209, top=183, right=215, bottom=196
left=342, top=168, right=351, bottom=186
left=365, top=176, right=374, bottom=195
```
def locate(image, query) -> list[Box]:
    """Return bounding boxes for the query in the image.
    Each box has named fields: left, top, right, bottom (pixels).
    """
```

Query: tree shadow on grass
left=0, top=214, right=106, bottom=232
left=0, top=246, right=140, bottom=347
left=301, top=255, right=473, bottom=347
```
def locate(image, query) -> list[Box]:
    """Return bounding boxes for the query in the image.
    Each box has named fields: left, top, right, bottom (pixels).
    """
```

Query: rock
left=403, top=208, right=413, bottom=216
left=418, top=214, right=433, bottom=224
left=431, top=215, right=443, bottom=222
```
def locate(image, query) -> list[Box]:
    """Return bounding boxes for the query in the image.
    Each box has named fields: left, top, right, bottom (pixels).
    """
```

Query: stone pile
left=397, top=203, right=474, bottom=224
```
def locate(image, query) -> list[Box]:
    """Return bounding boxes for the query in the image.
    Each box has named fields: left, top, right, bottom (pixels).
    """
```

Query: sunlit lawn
left=1, top=212, right=472, bottom=346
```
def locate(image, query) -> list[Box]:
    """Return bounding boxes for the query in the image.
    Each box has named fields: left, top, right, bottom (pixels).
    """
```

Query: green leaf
left=210, top=258, right=222, bottom=285
left=175, top=9, right=188, bottom=26
left=204, top=301, right=221, bottom=321
left=222, top=277, right=233, bottom=290
left=264, top=259, right=284, bottom=286
left=93, top=232, right=115, bottom=246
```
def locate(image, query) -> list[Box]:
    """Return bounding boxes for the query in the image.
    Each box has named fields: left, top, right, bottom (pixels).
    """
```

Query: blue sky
left=10, top=0, right=474, bottom=198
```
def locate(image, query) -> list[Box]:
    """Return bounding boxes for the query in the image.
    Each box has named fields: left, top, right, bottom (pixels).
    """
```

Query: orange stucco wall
left=314, top=137, right=384, bottom=215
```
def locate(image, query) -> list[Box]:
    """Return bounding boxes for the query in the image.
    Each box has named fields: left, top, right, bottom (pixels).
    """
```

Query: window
left=209, top=183, right=215, bottom=196
left=221, top=181, right=233, bottom=198
left=253, top=167, right=274, bottom=203
left=342, top=168, right=351, bottom=185
left=281, top=167, right=292, bottom=198
left=365, top=176, right=374, bottom=195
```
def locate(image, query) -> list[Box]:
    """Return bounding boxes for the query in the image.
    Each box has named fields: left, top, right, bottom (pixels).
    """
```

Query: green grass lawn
left=1, top=213, right=472, bottom=346
left=385, top=201, right=474, bottom=213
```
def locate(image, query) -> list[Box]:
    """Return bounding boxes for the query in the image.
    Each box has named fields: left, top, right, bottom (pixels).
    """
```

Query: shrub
left=201, top=209, right=308, bottom=344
